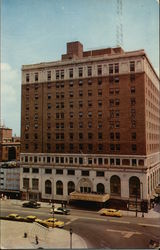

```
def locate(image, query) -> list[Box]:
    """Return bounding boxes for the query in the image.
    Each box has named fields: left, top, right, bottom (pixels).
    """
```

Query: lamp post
left=135, top=182, right=138, bottom=217
left=141, top=182, right=144, bottom=217
left=70, top=227, right=73, bottom=249
left=52, top=202, right=55, bottom=228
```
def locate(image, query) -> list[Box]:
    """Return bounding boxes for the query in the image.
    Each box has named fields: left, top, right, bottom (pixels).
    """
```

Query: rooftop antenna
left=116, top=0, right=123, bottom=47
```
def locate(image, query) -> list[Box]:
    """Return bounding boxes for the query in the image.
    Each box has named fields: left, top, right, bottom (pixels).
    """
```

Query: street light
left=135, top=182, right=138, bottom=217
left=140, top=182, right=144, bottom=217
left=52, top=202, right=55, bottom=228
left=70, top=227, right=73, bottom=249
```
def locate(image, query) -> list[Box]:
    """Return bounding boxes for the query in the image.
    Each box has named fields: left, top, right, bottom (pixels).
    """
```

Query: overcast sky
left=1, top=0, right=159, bottom=136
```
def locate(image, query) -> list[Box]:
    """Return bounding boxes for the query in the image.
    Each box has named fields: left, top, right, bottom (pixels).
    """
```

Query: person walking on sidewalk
left=35, top=235, right=39, bottom=245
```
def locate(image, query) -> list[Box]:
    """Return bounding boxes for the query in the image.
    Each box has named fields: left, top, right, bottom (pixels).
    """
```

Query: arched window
left=110, top=175, right=121, bottom=196
left=97, top=183, right=105, bottom=194
left=68, top=181, right=75, bottom=195
left=129, top=176, right=140, bottom=198
left=56, top=181, right=63, bottom=195
left=45, top=180, right=52, bottom=194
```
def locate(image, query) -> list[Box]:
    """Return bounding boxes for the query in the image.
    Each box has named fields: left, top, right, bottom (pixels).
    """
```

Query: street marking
left=109, top=219, right=130, bottom=224
left=65, top=217, right=78, bottom=225
left=106, top=229, right=141, bottom=238
left=138, top=223, right=160, bottom=228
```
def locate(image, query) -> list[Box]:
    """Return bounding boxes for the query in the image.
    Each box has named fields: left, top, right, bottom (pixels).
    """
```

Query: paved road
left=1, top=202, right=160, bottom=248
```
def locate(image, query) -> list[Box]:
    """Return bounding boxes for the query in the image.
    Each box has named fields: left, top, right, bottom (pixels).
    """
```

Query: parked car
left=98, top=208, right=122, bottom=217
left=22, top=200, right=41, bottom=208
left=26, top=215, right=38, bottom=222
left=43, top=218, right=64, bottom=228
left=50, top=207, right=70, bottom=215
left=35, top=219, right=49, bottom=227
left=7, top=214, right=24, bottom=221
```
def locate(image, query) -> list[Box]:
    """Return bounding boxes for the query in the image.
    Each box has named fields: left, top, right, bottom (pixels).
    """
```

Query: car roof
left=9, top=213, right=19, bottom=216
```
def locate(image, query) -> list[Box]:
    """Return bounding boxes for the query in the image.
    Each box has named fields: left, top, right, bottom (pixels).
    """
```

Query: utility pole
left=52, top=202, right=55, bottom=228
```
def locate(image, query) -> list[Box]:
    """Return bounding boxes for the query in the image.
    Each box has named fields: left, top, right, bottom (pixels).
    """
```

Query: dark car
left=22, top=200, right=41, bottom=208
left=50, top=206, right=70, bottom=215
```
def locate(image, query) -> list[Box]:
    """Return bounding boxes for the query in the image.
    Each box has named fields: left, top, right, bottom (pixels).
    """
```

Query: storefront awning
left=69, top=191, right=110, bottom=202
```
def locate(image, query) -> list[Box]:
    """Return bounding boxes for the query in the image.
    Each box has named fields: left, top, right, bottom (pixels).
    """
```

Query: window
left=70, top=122, right=73, bottom=128
left=88, top=90, right=92, bottom=96
left=110, top=110, right=114, bottom=118
left=35, top=73, right=38, bottom=81
left=88, top=112, right=92, bottom=118
left=98, top=111, right=102, bottom=118
left=70, top=112, right=73, bottom=118
left=110, top=132, right=114, bottom=140
left=132, top=132, right=136, bottom=140
left=68, top=169, right=75, bottom=175
left=97, top=65, right=102, bottom=75
left=130, top=74, right=135, bottom=81
left=56, top=169, right=63, bottom=175
left=79, top=122, right=83, bottom=128
left=23, top=168, right=29, bottom=173
left=79, top=144, right=83, bottom=151
left=98, top=89, right=102, bottom=96
left=23, top=178, right=29, bottom=189
left=88, top=133, right=93, bottom=139
left=69, top=91, right=73, bottom=98
left=132, top=159, right=137, bottom=166
left=98, top=78, right=102, bottom=85
left=79, top=90, right=83, bottom=97
left=79, top=133, right=83, bottom=139
left=130, top=61, right=135, bottom=72
left=109, top=64, right=113, bottom=74
left=132, top=144, right=137, bottom=152
left=109, top=88, right=114, bottom=95
left=45, top=169, right=52, bottom=174
left=110, top=144, right=115, bottom=151
left=115, top=88, right=120, bottom=94
left=69, top=101, right=73, bottom=108
left=131, top=98, right=136, bottom=106
left=98, top=100, right=102, bottom=107
left=79, top=67, right=83, bottom=77
left=116, top=159, right=120, bottom=165
left=88, top=158, right=92, bottom=164
left=115, top=63, right=119, bottom=73
left=98, top=122, right=102, bottom=128
left=45, top=180, right=52, bottom=194
left=32, top=168, right=39, bottom=173
left=69, top=143, right=74, bottom=151
left=88, top=101, right=92, bottom=107
left=88, top=122, right=92, bottom=128
left=69, top=68, right=73, bottom=78
left=79, top=101, right=83, bottom=108
left=79, top=112, right=83, bottom=118
left=88, top=144, right=93, bottom=151
left=48, top=94, right=51, bottom=99
left=116, top=144, right=120, bottom=151
left=56, top=181, right=63, bottom=195
left=61, top=70, right=64, bottom=79
left=79, top=80, right=83, bottom=86
left=69, top=133, right=74, bottom=140
left=98, top=144, right=103, bottom=151
left=131, top=86, right=135, bottom=94
left=109, top=99, right=114, bottom=107
left=98, top=132, right=102, bottom=139
left=82, top=170, right=89, bottom=176
left=25, top=144, right=29, bottom=149
left=115, top=132, right=120, bottom=140
left=115, top=110, right=120, bottom=118
left=47, top=71, right=51, bottom=81
left=96, top=171, right=104, bottom=177
left=115, top=121, right=120, bottom=128
left=88, top=66, right=92, bottom=76
left=48, top=103, right=51, bottom=109
left=98, top=158, right=103, bottom=165
left=56, top=70, right=59, bottom=80
left=115, top=77, right=119, bottom=83
left=26, top=74, right=29, bottom=82
left=115, top=99, right=120, bottom=106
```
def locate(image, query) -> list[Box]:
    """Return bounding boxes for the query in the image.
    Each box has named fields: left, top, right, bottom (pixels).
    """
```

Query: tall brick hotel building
left=20, top=41, right=160, bottom=209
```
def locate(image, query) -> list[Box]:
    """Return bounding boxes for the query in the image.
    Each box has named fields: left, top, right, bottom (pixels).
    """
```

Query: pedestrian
left=35, top=235, right=38, bottom=245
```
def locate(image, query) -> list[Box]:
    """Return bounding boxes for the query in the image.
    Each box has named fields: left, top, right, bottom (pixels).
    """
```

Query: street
left=1, top=200, right=160, bottom=248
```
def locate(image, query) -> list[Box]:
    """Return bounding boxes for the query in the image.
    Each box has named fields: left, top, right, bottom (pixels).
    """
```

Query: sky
left=1, top=0, right=159, bottom=136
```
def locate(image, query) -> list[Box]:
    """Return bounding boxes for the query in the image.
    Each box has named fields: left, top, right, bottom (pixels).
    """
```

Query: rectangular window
left=115, top=63, right=119, bottom=73
left=98, top=144, right=103, bottom=151
left=97, top=65, right=102, bottom=75
left=82, top=170, right=89, bottom=176
left=23, top=168, right=29, bottom=173
left=79, top=133, right=83, bottom=139
left=88, top=90, right=92, bottom=96
left=45, top=168, right=52, bottom=174
left=88, top=144, right=93, bottom=151
left=131, top=98, right=136, bottom=106
left=79, top=101, right=83, bottom=108
left=88, top=133, right=92, bottom=139
left=67, top=169, right=75, bottom=175
left=79, top=67, right=83, bottom=77
left=26, top=74, right=29, bottom=82
left=132, top=132, right=136, bottom=140
left=32, top=168, right=39, bottom=173
left=70, top=122, right=73, bottom=128
left=109, top=64, right=113, bottom=74
left=79, top=90, right=83, bottom=97
left=69, top=143, right=74, bottom=151
left=116, top=159, right=120, bottom=165
left=88, top=122, right=92, bottom=128
left=79, top=122, right=83, bottom=128
left=88, top=66, right=92, bottom=76
left=130, top=61, right=135, bottom=72
left=96, top=171, right=104, bottom=177
left=56, top=169, right=63, bottom=174
left=61, top=70, right=64, bottom=79
left=47, top=71, right=51, bottom=81
left=23, top=178, right=29, bottom=189
left=132, top=144, right=137, bottom=151
left=88, top=101, right=92, bottom=107
left=56, top=70, right=59, bottom=80
left=115, top=132, right=120, bottom=140
left=98, top=89, right=102, bottom=96
left=69, top=68, right=73, bottom=78
left=88, top=158, right=92, bottom=164
left=35, top=73, right=38, bottom=81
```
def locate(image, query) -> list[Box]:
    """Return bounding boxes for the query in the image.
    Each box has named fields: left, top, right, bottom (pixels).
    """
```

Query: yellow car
left=43, top=218, right=64, bottom=228
left=7, top=214, right=24, bottom=221
left=26, top=215, right=37, bottom=222
left=35, top=219, right=49, bottom=228
left=98, top=208, right=122, bottom=217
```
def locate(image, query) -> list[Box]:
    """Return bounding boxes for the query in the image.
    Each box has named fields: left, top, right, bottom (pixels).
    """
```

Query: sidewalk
left=0, top=220, right=87, bottom=249
left=120, top=204, right=160, bottom=218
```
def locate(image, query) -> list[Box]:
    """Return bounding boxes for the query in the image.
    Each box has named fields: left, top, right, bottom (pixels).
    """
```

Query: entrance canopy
left=69, top=191, right=110, bottom=202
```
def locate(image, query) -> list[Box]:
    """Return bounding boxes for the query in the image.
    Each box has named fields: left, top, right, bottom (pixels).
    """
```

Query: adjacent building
left=20, top=41, right=160, bottom=208
left=0, top=127, right=20, bottom=162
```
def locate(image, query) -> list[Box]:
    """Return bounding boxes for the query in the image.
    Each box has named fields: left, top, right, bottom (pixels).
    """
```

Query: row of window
left=23, top=167, right=104, bottom=177
left=25, top=62, right=135, bottom=82
left=22, top=154, right=144, bottom=166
